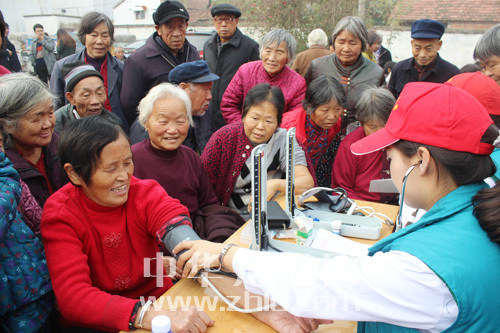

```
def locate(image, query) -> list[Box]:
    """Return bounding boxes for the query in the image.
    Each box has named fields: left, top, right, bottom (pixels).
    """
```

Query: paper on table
left=310, top=228, right=370, bottom=257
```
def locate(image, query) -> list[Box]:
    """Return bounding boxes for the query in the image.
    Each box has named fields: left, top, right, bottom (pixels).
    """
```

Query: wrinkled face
left=213, top=14, right=238, bottom=43
left=411, top=38, right=442, bottom=67
left=67, top=76, right=107, bottom=118
left=261, top=41, right=289, bottom=77
left=480, top=55, right=500, bottom=87
left=79, top=134, right=133, bottom=207
left=10, top=99, right=55, bottom=150
left=334, top=30, right=362, bottom=66
left=242, top=101, right=278, bottom=144
left=35, top=27, right=45, bottom=40
left=114, top=47, right=125, bottom=60
left=310, top=99, right=343, bottom=130
left=184, top=82, right=213, bottom=116
left=85, top=22, right=111, bottom=59
left=362, top=119, right=385, bottom=136
left=156, top=18, right=188, bottom=55
left=146, top=97, right=190, bottom=151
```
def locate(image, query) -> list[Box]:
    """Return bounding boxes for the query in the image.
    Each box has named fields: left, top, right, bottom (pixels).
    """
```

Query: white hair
left=307, top=29, right=328, bottom=48
left=137, top=83, right=193, bottom=128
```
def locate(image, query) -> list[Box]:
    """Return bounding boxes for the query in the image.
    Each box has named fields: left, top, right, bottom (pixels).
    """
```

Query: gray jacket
left=55, top=103, right=122, bottom=133
left=203, top=28, right=259, bottom=130
left=30, top=36, right=56, bottom=73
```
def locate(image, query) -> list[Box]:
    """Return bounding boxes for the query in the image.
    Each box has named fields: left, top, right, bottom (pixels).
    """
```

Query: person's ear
left=437, top=40, right=443, bottom=51
left=64, top=163, right=84, bottom=186
left=66, top=91, right=75, bottom=106
left=154, top=25, right=161, bottom=34
left=416, top=147, right=432, bottom=174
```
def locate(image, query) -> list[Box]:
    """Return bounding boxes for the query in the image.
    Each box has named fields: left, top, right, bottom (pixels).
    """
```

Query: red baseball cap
left=351, top=82, right=494, bottom=155
left=447, top=72, right=500, bottom=116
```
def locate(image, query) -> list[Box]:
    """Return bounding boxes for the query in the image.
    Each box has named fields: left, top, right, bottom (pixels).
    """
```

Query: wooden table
left=133, top=200, right=399, bottom=333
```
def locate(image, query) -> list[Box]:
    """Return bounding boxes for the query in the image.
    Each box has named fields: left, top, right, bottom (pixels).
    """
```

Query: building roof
left=392, top=0, right=500, bottom=23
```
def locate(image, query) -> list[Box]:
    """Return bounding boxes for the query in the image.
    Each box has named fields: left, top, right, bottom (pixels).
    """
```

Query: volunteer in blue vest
left=174, top=81, right=500, bottom=332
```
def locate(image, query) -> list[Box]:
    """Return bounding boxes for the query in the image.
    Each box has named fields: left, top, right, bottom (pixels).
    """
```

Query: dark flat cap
left=411, top=19, right=445, bottom=39
left=153, top=0, right=189, bottom=25
left=211, top=3, right=241, bottom=18
left=62, top=61, right=103, bottom=92
left=168, top=60, right=220, bottom=84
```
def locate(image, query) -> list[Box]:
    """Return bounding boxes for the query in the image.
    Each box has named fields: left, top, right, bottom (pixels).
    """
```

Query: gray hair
left=137, top=83, right=193, bottom=128
left=355, top=86, right=395, bottom=124
left=0, top=73, right=54, bottom=147
left=307, top=29, right=328, bottom=48
left=367, top=30, right=382, bottom=46
left=77, top=12, right=114, bottom=45
left=332, top=16, right=368, bottom=52
left=474, top=23, right=500, bottom=61
left=259, top=28, right=297, bottom=63
left=302, top=74, right=345, bottom=115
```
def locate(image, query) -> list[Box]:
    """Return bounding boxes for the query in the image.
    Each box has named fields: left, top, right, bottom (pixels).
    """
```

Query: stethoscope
left=395, top=160, right=422, bottom=232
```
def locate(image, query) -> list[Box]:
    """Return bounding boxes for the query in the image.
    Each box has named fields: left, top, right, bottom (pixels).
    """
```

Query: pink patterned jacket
left=220, top=60, right=306, bottom=124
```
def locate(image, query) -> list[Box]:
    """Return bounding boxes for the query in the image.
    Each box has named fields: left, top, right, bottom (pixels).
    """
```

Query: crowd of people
left=1, top=2, right=500, bottom=332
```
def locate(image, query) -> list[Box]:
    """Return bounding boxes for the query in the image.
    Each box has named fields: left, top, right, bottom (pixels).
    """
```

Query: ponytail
left=474, top=185, right=500, bottom=246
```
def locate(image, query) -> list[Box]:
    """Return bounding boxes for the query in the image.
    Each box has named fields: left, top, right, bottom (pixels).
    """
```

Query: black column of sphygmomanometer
left=162, top=217, right=201, bottom=260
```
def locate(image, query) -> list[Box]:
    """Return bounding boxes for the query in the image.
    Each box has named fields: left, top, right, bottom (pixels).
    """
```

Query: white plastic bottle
left=331, top=220, right=342, bottom=235
left=151, top=315, right=173, bottom=333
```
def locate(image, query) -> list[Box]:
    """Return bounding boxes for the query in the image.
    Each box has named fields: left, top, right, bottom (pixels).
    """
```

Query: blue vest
left=491, top=148, right=500, bottom=182
left=358, top=183, right=500, bottom=332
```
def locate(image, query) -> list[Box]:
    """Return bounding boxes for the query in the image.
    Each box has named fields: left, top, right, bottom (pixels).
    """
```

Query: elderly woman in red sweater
left=220, top=28, right=306, bottom=125
left=203, top=83, right=314, bottom=213
left=41, top=116, right=213, bottom=332
left=332, top=86, right=397, bottom=203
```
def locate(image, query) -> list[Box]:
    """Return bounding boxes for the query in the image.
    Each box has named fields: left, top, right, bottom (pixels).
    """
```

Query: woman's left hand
left=174, top=240, right=225, bottom=278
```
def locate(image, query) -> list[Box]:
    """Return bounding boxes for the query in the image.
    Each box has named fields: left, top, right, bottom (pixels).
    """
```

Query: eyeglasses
left=214, top=17, right=235, bottom=23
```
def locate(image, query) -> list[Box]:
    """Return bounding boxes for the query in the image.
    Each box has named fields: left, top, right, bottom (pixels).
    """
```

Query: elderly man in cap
left=130, top=60, right=218, bottom=153
left=55, top=61, right=122, bottom=132
left=388, top=19, right=460, bottom=98
left=203, top=3, right=259, bottom=130
left=121, top=0, right=200, bottom=126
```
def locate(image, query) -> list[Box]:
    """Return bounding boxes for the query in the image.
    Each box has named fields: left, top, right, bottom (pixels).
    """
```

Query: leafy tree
left=211, top=0, right=357, bottom=52
left=209, top=0, right=396, bottom=52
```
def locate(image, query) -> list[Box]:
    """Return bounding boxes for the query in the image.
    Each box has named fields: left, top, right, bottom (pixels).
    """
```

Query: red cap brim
left=350, top=127, right=400, bottom=155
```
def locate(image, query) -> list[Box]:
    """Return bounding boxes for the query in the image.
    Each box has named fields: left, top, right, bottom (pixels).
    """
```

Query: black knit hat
left=153, top=1, right=189, bottom=25
left=62, top=61, right=103, bottom=93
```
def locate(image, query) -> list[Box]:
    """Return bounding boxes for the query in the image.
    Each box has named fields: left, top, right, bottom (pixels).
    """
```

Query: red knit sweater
left=332, top=127, right=385, bottom=202
left=41, top=177, right=189, bottom=331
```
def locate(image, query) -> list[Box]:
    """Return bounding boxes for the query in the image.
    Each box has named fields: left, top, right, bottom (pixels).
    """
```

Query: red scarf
left=85, top=54, right=112, bottom=112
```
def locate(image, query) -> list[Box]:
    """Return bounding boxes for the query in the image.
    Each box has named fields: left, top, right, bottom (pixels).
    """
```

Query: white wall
left=379, top=30, right=483, bottom=69
left=24, top=15, right=82, bottom=35
left=114, top=0, right=159, bottom=26
left=3, top=0, right=116, bottom=34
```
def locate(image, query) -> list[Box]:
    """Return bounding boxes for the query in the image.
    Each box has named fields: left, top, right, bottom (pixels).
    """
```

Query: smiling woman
left=132, top=83, right=243, bottom=242
left=41, top=116, right=214, bottom=332
left=202, top=83, right=314, bottom=212
left=0, top=73, right=67, bottom=208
